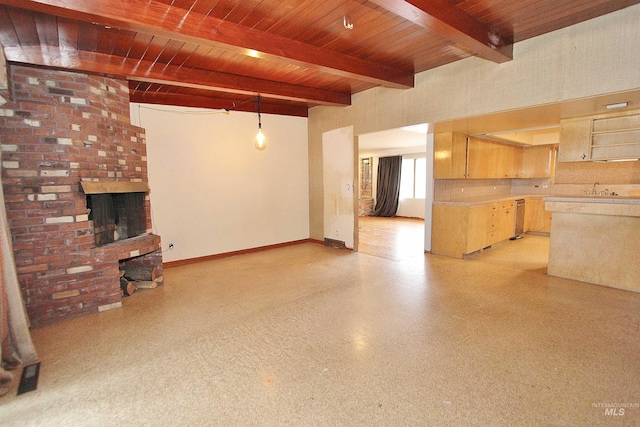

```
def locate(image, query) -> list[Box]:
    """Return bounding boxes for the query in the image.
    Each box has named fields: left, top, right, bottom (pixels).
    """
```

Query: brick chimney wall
left=1, top=65, right=162, bottom=326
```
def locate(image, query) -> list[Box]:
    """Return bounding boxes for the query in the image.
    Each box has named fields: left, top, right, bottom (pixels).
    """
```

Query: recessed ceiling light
left=605, top=102, right=629, bottom=109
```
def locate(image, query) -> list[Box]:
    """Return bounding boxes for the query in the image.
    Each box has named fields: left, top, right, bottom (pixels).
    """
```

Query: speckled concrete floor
left=2, top=236, right=639, bottom=426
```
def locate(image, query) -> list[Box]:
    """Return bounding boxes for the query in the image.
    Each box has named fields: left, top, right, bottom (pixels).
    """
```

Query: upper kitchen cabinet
left=434, top=132, right=468, bottom=179
left=558, top=119, right=591, bottom=162
left=434, top=133, right=528, bottom=179
left=467, top=137, right=523, bottom=179
left=591, top=112, right=640, bottom=160
left=558, top=110, right=640, bottom=162
left=521, top=145, right=558, bottom=178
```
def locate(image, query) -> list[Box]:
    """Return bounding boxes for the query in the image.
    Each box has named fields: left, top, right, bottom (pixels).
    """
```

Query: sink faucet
left=592, top=182, right=600, bottom=195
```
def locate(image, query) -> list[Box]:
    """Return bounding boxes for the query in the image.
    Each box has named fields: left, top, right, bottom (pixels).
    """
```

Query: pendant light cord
left=258, top=95, right=262, bottom=129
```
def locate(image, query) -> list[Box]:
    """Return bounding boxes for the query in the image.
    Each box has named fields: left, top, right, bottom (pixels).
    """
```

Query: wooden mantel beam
left=3, top=46, right=350, bottom=106
left=369, top=0, right=513, bottom=64
left=0, top=0, right=414, bottom=89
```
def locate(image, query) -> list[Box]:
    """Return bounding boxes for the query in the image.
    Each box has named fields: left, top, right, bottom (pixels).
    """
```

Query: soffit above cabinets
left=434, top=89, right=640, bottom=145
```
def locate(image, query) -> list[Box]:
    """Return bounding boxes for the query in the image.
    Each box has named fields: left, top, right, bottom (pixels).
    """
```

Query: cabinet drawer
left=498, top=201, right=515, bottom=210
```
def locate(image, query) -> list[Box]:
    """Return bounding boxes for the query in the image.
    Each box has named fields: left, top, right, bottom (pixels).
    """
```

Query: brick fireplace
left=1, top=64, right=163, bottom=326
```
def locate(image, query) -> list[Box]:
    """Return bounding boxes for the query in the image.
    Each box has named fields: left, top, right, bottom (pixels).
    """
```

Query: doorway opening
left=356, top=124, right=431, bottom=260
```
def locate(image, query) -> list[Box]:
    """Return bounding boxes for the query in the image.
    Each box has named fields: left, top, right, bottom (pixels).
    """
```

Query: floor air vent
left=17, top=362, right=41, bottom=395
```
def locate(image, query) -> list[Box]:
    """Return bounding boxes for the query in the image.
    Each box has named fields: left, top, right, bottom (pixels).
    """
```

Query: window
left=400, top=157, right=427, bottom=199
left=359, top=157, right=373, bottom=199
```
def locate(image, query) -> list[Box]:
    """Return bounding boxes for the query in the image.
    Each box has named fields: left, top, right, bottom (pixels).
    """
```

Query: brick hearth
left=1, top=65, right=162, bottom=326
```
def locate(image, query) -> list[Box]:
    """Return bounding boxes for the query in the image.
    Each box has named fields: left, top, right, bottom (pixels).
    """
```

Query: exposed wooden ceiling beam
left=129, top=90, right=309, bottom=117
left=3, top=46, right=350, bottom=106
left=0, top=0, right=414, bottom=89
left=369, top=0, right=513, bottom=64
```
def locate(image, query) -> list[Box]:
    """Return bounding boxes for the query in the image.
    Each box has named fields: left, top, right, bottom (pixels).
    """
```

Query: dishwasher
left=511, top=199, right=525, bottom=239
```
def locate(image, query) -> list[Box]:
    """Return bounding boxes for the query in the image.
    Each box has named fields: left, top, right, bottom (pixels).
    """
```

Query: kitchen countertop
left=433, top=194, right=544, bottom=207
left=434, top=194, right=640, bottom=207
left=544, top=195, right=640, bottom=204
left=545, top=195, right=640, bottom=217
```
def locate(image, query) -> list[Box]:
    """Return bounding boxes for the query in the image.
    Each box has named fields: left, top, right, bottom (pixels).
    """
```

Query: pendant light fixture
left=255, top=95, right=266, bottom=151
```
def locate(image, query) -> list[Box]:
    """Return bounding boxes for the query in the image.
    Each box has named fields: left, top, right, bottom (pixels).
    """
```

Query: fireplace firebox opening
left=81, top=181, right=151, bottom=247
left=86, top=192, right=146, bottom=246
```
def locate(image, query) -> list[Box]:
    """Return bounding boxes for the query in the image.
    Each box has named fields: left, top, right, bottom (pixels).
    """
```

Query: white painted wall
left=130, top=104, right=309, bottom=263
left=424, top=132, right=434, bottom=252
left=323, top=127, right=355, bottom=248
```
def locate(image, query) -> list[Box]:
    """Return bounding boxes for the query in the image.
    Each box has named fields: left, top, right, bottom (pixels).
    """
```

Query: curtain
left=373, top=155, right=402, bottom=217
left=1, top=173, right=38, bottom=396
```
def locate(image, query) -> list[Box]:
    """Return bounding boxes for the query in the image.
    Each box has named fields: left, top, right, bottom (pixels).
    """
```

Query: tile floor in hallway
left=1, top=233, right=639, bottom=426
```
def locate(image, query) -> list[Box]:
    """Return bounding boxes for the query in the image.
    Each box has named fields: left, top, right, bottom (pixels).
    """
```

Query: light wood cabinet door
left=525, top=198, right=552, bottom=233
left=467, top=137, right=523, bottom=179
left=467, top=205, right=489, bottom=253
left=434, top=132, right=468, bottom=179
left=558, top=119, right=591, bottom=162
left=496, top=202, right=515, bottom=242
left=432, top=204, right=490, bottom=258
left=507, top=144, right=524, bottom=178
left=521, top=145, right=557, bottom=178
left=467, top=137, right=498, bottom=179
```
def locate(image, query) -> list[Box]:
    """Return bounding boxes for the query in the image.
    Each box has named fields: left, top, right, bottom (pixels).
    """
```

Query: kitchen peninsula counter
left=544, top=195, right=640, bottom=292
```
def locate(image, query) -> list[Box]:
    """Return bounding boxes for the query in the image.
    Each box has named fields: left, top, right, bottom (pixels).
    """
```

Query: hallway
left=1, top=235, right=638, bottom=425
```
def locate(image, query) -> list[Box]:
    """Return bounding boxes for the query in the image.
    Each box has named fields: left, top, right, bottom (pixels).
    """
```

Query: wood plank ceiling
left=0, top=0, right=638, bottom=117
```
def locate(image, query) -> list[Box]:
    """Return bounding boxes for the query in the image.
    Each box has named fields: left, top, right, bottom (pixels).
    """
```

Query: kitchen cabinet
left=431, top=205, right=483, bottom=258
left=466, top=206, right=488, bottom=253
left=486, top=201, right=516, bottom=244
left=521, top=145, right=557, bottom=178
left=558, top=119, right=591, bottom=162
left=558, top=110, right=640, bottom=162
left=434, top=133, right=529, bottom=180
left=434, top=132, right=468, bottom=179
left=467, top=137, right=523, bottom=179
left=591, top=112, right=640, bottom=160
left=432, top=200, right=515, bottom=259
left=524, top=198, right=552, bottom=233
left=434, top=133, right=556, bottom=179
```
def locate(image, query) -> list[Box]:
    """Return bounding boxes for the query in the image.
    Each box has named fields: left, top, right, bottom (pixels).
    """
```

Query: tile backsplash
left=435, top=179, right=640, bottom=201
